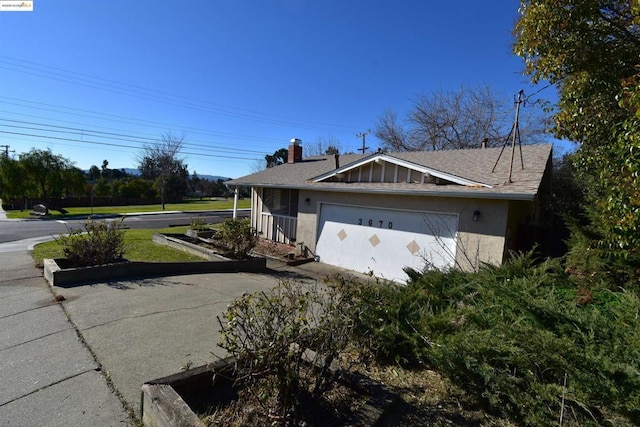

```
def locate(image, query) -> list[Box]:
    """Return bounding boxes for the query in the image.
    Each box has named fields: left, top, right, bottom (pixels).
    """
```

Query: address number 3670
left=358, top=218, right=393, bottom=229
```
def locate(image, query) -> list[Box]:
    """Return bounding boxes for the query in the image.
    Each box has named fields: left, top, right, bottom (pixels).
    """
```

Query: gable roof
left=227, top=144, right=553, bottom=201
left=311, top=152, right=493, bottom=187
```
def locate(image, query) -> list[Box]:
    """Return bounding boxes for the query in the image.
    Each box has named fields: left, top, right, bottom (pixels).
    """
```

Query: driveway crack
left=79, top=300, right=236, bottom=332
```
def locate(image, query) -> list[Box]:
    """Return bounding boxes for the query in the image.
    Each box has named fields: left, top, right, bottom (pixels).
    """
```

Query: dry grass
left=199, top=350, right=514, bottom=427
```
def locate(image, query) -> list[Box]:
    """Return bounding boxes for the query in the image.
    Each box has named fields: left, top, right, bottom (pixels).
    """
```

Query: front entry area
left=315, top=204, right=458, bottom=282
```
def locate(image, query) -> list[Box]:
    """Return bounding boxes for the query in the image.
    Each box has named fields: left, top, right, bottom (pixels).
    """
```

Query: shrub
left=189, top=217, right=208, bottom=231
left=350, top=252, right=640, bottom=425
left=215, top=218, right=257, bottom=259
left=55, top=218, right=126, bottom=267
left=217, top=280, right=359, bottom=424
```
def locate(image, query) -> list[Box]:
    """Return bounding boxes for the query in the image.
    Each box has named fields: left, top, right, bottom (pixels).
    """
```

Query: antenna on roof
left=491, top=90, right=525, bottom=183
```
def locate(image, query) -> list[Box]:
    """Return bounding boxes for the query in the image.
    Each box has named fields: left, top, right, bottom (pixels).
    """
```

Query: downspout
left=232, top=187, right=239, bottom=220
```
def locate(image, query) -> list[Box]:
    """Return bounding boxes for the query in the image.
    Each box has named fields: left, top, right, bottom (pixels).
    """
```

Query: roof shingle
left=227, top=144, right=553, bottom=200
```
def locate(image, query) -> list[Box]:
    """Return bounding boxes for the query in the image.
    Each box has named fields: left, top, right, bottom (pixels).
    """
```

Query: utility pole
left=0, top=144, right=11, bottom=158
left=491, top=90, right=525, bottom=183
left=356, top=130, right=370, bottom=154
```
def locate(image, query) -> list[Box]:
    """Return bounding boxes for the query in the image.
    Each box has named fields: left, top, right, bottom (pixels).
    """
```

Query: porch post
left=232, top=187, right=239, bottom=219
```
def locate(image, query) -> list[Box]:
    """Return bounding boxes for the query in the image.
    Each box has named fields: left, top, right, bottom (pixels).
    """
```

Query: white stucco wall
left=250, top=187, right=535, bottom=272
left=295, top=190, right=513, bottom=271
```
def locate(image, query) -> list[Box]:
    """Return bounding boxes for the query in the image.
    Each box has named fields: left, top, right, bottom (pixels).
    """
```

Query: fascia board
left=303, top=184, right=535, bottom=201
left=311, top=153, right=381, bottom=182
left=242, top=183, right=534, bottom=201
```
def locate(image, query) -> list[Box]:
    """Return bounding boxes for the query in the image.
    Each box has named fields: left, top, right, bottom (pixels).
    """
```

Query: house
left=227, top=139, right=553, bottom=282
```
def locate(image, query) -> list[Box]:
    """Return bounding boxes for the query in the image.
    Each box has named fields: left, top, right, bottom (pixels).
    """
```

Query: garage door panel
left=316, top=205, right=457, bottom=282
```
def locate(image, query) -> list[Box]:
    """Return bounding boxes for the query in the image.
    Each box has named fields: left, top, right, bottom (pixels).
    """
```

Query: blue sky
left=0, top=0, right=564, bottom=179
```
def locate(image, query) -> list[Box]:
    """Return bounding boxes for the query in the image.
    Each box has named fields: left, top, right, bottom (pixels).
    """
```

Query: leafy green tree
left=265, top=148, right=288, bottom=168
left=514, top=0, right=639, bottom=146
left=101, top=159, right=109, bottom=178
left=61, top=167, right=87, bottom=197
left=108, top=178, right=146, bottom=199
left=92, top=178, right=112, bottom=197
left=0, top=156, right=28, bottom=207
left=514, top=0, right=640, bottom=261
left=19, top=148, right=84, bottom=199
left=88, top=165, right=100, bottom=182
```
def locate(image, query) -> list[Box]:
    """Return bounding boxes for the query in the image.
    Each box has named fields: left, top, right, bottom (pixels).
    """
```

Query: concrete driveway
left=53, top=270, right=287, bottom=416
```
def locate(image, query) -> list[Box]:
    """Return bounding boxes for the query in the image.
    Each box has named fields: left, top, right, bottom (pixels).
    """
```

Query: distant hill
left=194, top=174, right=231, bottom=182
left=86, top=168, right=230, bottom=182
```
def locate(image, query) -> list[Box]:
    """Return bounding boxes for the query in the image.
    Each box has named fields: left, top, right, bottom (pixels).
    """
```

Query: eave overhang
left=241, top=182, right=535, bottom=201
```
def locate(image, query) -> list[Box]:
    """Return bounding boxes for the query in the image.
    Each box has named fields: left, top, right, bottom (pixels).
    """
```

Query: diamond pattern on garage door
left=406, top=240, right=421, bottom=255
left=316, top=204, right=458, bottom=282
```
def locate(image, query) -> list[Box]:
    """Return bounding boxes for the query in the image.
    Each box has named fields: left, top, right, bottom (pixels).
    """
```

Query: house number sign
left=358, top=218, right=393, bottom=229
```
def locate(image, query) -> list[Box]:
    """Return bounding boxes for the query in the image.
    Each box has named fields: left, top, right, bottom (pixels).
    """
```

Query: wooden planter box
left=141, top=352, right=400, bottom=427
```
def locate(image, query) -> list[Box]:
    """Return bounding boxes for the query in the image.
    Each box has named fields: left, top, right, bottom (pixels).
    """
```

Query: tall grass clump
left=349, top=252, right=640, bottom=425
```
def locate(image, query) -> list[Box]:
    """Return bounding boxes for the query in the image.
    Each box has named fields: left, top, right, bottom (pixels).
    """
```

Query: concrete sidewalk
left=0, top=249, right=131, bottom=426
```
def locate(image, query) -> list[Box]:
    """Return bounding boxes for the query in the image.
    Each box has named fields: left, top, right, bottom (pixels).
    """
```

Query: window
left=262, top=188, right=299, bottom=216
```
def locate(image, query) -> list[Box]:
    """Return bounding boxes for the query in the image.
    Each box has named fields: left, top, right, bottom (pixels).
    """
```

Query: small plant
left=55, top=218, right=126, bottom=267
left=189, top=217, right=208, bottom=231
left=215, top=218, right=257, bottom=259
left=217, top=280, right=359, bottom=424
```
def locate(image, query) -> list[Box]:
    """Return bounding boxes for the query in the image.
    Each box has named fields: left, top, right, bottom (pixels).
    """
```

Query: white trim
left=311, top=153, right=492, bottom=188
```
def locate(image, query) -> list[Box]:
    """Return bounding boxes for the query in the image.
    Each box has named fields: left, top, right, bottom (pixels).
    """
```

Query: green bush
left=189, top=217, right=208, bottom=231
left=55, top=218, right=126, bottom=267
left=350, top=252, right=640, bottom=425
left=215, top=218, right=257, bottom=259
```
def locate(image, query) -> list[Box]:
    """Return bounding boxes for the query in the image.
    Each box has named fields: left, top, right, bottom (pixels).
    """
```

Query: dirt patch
left=196, top=358, right=514, bottom=427
left=252, top=239, right=309, bottom=263
left=200, top=374, right=370, bottom=427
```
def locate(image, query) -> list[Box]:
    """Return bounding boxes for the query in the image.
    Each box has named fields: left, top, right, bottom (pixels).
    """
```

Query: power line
left=0, top=131, right=261, bottom=161
left=0, top=96, right=286, bottom=147
left=0, top=119, right=268, bottom=155
left=0, top=56, right=361, bottom=133
left=522, top=83, right=554, bottom=106
left=0, top=108, right=284, bottom=155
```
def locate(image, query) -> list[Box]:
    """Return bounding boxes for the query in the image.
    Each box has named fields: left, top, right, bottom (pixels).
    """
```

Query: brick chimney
left=288, top=138, right=302, bottom=163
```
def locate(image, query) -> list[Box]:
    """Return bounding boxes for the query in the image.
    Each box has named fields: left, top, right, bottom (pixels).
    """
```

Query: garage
left=315, top=204, right=458, bottom=282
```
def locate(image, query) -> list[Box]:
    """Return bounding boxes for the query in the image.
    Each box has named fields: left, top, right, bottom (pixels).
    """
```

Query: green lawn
left=32, top=226, right=205, bottom=266
left=6, top=199, right=251, bottom=219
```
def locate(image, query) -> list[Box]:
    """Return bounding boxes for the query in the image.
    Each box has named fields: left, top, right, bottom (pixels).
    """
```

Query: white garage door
left=316, top=204, right=458, bottom=282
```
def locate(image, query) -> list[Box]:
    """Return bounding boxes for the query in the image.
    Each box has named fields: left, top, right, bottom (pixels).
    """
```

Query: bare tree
left=305, top=136, right=343, bottom=157
left=249, top=158, right=267, bottom=173
left=375, top=85, right=548, bottom=151
left=138, top=131, right=187, bottom=210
